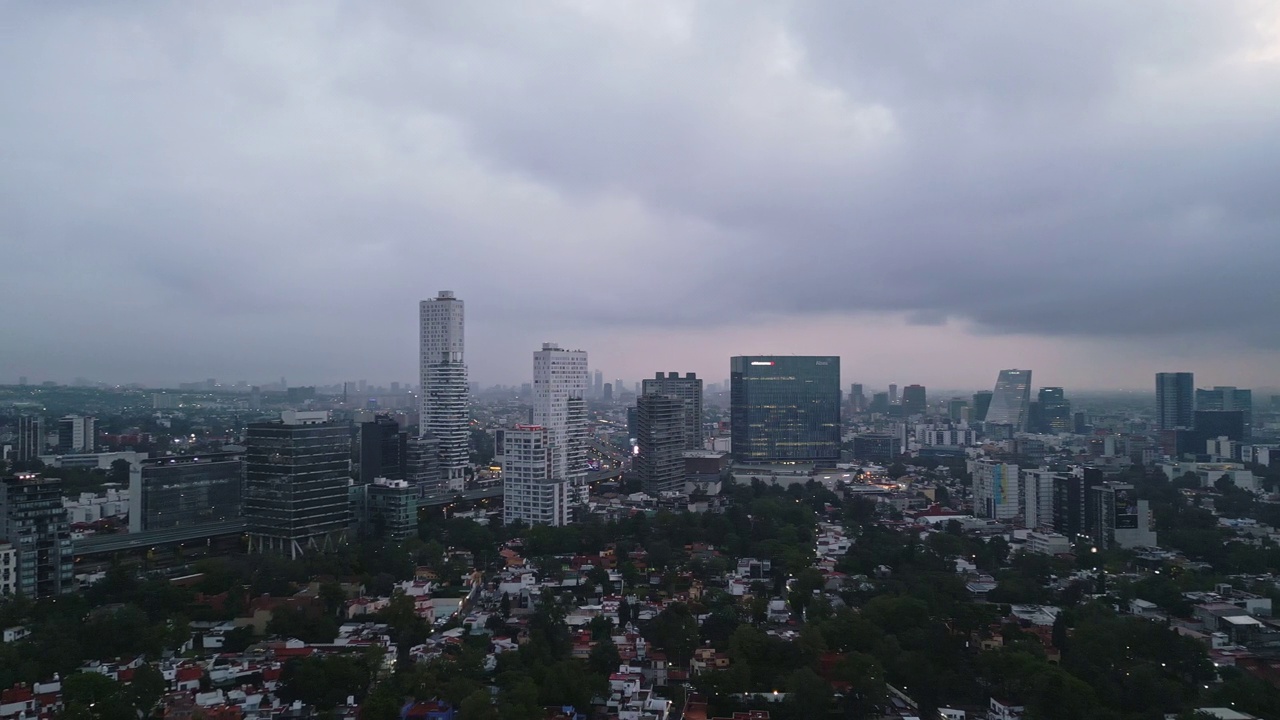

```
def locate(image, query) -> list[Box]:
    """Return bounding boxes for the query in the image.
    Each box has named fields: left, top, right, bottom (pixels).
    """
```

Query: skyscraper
left=593, top=370, right=604, bottom=399
left=888, top=384, right=898, bottom=405
left=1155, top=372, right=1194, bottom=431
left=405, top=433, right=442, bottom=497
left=641, top=372, right=704, bottom=450
left=730, top=356, right=841, bottom=465
left=971, top=391, right=993, bottom=422
left=533, top=343, right=589, bottom=504
left=359, top=415, right=406, bottom=485
left=0, top=473, right=72, bottom=598
left=243, top=411, right=350, bottom=558
left=16, top=416, right=42, bottom=463
left=634, top=394, right=687, bottom=496
left=419, top=291, right=469, bottom=493
left=985, top=370, right=1032, bottom=431
left=1195, top=386, right=1252, bottom=441
left=901, top=385, right=927, bottom=416
left=502, top=424, right=570, bottom=526
left=1037, top=387, right=1071, bottom=434
left=850, top=384, right=866, bottom=412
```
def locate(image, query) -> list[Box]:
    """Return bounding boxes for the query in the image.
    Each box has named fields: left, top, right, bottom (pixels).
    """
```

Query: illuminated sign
left=750, top=361, right=774, bottom=366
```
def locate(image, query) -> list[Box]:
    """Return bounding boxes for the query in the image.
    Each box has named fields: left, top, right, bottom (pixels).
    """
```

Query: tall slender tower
left=533, top=343, right=589, bottom=505
left=1155, top=372, right=1194, bottom=431
left=986, top=369, right=1032, bottom=431
left=420, top=291, right=469, bottom=492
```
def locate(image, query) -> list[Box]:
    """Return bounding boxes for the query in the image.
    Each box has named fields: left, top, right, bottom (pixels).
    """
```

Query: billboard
left=1113, top=488, right=1139, bottom=529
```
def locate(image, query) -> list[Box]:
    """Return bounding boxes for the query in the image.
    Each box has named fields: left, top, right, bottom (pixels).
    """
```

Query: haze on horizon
left=3, top=2, right=1280, bottom=392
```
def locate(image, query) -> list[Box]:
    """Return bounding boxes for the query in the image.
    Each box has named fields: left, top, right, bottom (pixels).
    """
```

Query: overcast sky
left=3, top=2, right=1280, bottom=392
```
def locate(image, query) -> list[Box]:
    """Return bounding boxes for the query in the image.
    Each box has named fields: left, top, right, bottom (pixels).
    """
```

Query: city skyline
left=4, top=4, right=1280, bottom=390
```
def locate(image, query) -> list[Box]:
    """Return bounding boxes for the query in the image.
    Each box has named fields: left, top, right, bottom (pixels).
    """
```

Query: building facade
left=971, top=391, right=993, bottom=423
left=634, top=394, right=687, bottom=496
left=404, top=433, right=442, bottom=497
left=901, top=384, right=927, bottom=416
left=1196, top=386, right=1252, bottom=442
left=1156, top=372, right=1195, bottom=430
left=640, top=372, right=704, bottom=449
left=0, top=474, right=73, bottom=598
left=351, top=477, right=418, bottom=542
left=502, top=425, right=570, bottom=527
left=56, top=415, right=95, bottom=454
left=243, top=411, right=350, bottom=558
left=985, top=370, right=1032, bottom=432
left=419, top=291, right=470, bottom=493
left=533, top=343, right=589, bottom=504
left=16, top=416, right=42, bottom=463
left=128, top=453, right=243, bottom=533
left=851, top=434, right=901, bottom=463
left=971, top=459, right=1021, bottom=521
left=1037, top=387, right=1071, bottom=434
left=1088, top=482, right=1157, bottom=549
left=359, top=415, right=406, bottom=485
left=730, top=356, right=841, bottom=465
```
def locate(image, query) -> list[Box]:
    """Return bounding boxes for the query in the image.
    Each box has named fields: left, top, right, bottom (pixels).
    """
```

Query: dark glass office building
left=129, top=453, right=243, bottom=533
left=1156, top=372, right=1194, bottom=430
left=730, top=356, right=841, bottom=465
left=359, top=415, right=406, bottom=484
left=635, top=394, right=688, bottom=495
left=243, top=412, right=351, bottom=559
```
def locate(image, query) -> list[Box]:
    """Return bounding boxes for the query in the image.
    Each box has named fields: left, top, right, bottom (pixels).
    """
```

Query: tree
left=588, top=638, right=621, bottom=676
left=786, top=667, right=832, bottom=719
left=62, top=672, right=134, bottom=720
left=459, top=689, right=499, bottom=720
left=650, top=603, right=699, bottom=667
left=130, top=663, right=168, bottom=716
left=500, top=592, right=511, bottom=619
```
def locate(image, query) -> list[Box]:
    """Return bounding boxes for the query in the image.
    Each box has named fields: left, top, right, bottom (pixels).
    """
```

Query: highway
left=75, top=519, right=247, bottom=556
left=74, top=467, right=625, bottom=556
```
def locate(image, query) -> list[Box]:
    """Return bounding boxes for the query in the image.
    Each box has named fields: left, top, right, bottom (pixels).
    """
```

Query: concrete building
left=971, top=459, right=1021, bottom=521
left=634, top=395, right=687, bottom=496
left=56, top=415, right=95, bottom=454
left=1089, top=482, right=1157, bottom=549
left=419, top=291, right=469, bottom=493
left=351, top=477, right=418, bottom=542
left=1025, top=530, right=1071, bottom=555
left=641, top=372, right=704, bottom=449
left=16, top=416, right=42, bottom=463
left=0, top=542, right=15, bottom=598
left=851, top=434, right=901, bottom=463
left=730, top=356, right=841, bottom=465
left=129, top=453, right=243, bottom=533
left=502, top=425, right=570, bottom=527
left=243, top=411, right=350, bottom=558
left=985, top=370, right=1032, bottom=432
left=533, top=343, right=589, bottom=505
left=1021, top=469, right=1059, bottom=530
left=1156, top=372, right=1195, bottom=431
left=405, top=433, right=442, bottom=497
left=0, top=473, right=73, bottom=598
left=916, top=425, right=977, bottom=448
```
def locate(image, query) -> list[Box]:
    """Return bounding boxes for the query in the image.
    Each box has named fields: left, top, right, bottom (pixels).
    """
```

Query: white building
left=970, top=459, right=1021, bottom=521
left=419, top=291, right=469, bottom=492
left=1025, top=530, right=1071, bottom=556
left=916, top=425, right=977, bottom=447
left=502, top=425, right=570, bottom=527
left=1021, top=469, right=1057, bottom=530
left=533, top=343, right=589, bottom=505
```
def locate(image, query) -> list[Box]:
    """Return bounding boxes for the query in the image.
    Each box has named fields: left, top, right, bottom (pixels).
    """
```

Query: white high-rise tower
left=986, top=369, right=1032, bottom=432
left=420, top=291, right=469, bottom=492
left=533, top=343, right=589, bottom=506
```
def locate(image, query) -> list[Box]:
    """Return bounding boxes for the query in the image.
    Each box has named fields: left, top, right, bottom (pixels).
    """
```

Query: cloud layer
left=2, top=2, right=1279, bottom=388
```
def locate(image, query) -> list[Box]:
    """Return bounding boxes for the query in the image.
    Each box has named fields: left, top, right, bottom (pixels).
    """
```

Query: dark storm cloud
left=1, top=1, right=1279, bottom=384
